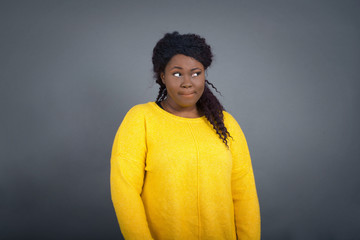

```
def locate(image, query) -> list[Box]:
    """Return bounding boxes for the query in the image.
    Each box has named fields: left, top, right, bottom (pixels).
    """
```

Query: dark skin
left=160, top=54, right=205, bottom=118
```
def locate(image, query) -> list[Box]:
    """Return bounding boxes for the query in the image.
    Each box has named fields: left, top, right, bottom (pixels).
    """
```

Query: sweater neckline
left=150, top=102, right=207, bottom=122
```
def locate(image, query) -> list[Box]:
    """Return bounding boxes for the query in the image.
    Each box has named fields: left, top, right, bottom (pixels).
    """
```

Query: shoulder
left=116, top=103, right=156, bottom=136
left=118, top=102, right=156, bottom=127
left=124, top=102, right=155, bottom=118
left=223, top=111, right=248, bottom=147
left=223, top=111, right=241, bottom=131
left=127, top=102, right=154, bottom=113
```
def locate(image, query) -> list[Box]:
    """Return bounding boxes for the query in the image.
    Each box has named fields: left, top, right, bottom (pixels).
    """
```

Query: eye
left=173, top=72, right=181, bottom=77
left=192, top=72, right=201, bottom=77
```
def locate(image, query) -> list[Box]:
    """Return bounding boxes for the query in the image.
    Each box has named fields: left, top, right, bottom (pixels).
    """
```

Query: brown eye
left=192, top=72, right=201, bottom=77
left=173, top=72, right=181, bottom=77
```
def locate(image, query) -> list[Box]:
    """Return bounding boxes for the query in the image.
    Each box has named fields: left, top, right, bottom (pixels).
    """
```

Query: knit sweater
left=110, top=102, right=260, bottom=240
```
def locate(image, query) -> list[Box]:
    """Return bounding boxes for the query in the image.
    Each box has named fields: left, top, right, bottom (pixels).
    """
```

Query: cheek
left=198, top=79, right=206, bottom=93
left=165, top=81, right=178, bottom=92
left=199, top=86, right=205, bottom=97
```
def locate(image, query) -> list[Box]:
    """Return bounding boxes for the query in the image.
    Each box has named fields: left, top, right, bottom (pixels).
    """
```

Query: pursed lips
left=179, top=92, right=195, bottom=96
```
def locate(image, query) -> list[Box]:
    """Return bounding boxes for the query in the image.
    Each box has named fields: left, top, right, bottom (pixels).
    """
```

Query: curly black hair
left=152, top=31, right=231, bottom=147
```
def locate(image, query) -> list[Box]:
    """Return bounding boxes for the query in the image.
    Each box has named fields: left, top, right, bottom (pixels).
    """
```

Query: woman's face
left=161, top=54, right=205, bottom=110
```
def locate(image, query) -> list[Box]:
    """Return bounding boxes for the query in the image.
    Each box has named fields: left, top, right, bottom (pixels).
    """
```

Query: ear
left=160, top=72, right=165, bottom=84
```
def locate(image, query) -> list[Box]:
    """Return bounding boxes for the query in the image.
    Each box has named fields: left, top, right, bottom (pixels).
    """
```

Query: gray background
left=1, top=0, right=359, bottom=239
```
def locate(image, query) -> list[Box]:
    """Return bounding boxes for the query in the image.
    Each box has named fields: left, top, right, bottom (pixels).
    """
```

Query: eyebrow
left=170, top=66, right=202, bottom=71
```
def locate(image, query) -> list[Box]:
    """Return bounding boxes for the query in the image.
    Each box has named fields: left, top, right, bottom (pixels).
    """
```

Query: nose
left=181, top=75, right=192, bottom=88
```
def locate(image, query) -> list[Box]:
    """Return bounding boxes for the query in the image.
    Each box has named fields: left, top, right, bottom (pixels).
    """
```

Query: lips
left=179, top=92, right=195, bottom=96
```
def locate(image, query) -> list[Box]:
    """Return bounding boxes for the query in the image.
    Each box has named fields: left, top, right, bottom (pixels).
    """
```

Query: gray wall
left=1, top=0, right=359, bottom=239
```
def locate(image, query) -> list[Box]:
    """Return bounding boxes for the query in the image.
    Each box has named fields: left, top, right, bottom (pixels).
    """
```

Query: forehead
left=166, top=54, right=204, bottom=70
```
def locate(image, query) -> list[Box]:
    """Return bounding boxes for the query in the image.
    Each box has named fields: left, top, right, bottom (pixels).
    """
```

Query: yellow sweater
left=110, top=102, right=260, bottom=240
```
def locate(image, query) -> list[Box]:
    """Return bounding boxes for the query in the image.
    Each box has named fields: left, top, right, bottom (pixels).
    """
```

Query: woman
left=110, top=32, right=260, bottom=240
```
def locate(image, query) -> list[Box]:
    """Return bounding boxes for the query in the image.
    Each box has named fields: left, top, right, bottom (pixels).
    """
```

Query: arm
left=110, top=106, right=153, bottom=240
left=227, top=113, right=261, bottom=240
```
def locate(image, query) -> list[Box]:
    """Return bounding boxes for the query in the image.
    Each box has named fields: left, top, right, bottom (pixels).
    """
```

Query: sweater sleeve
left=226, top=113, right=261, bottom=240
left=110, top=106, right=154, bottom=240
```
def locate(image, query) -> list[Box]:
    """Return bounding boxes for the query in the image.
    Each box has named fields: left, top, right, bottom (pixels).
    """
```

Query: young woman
left=110, top=31, right=260, bottom=240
